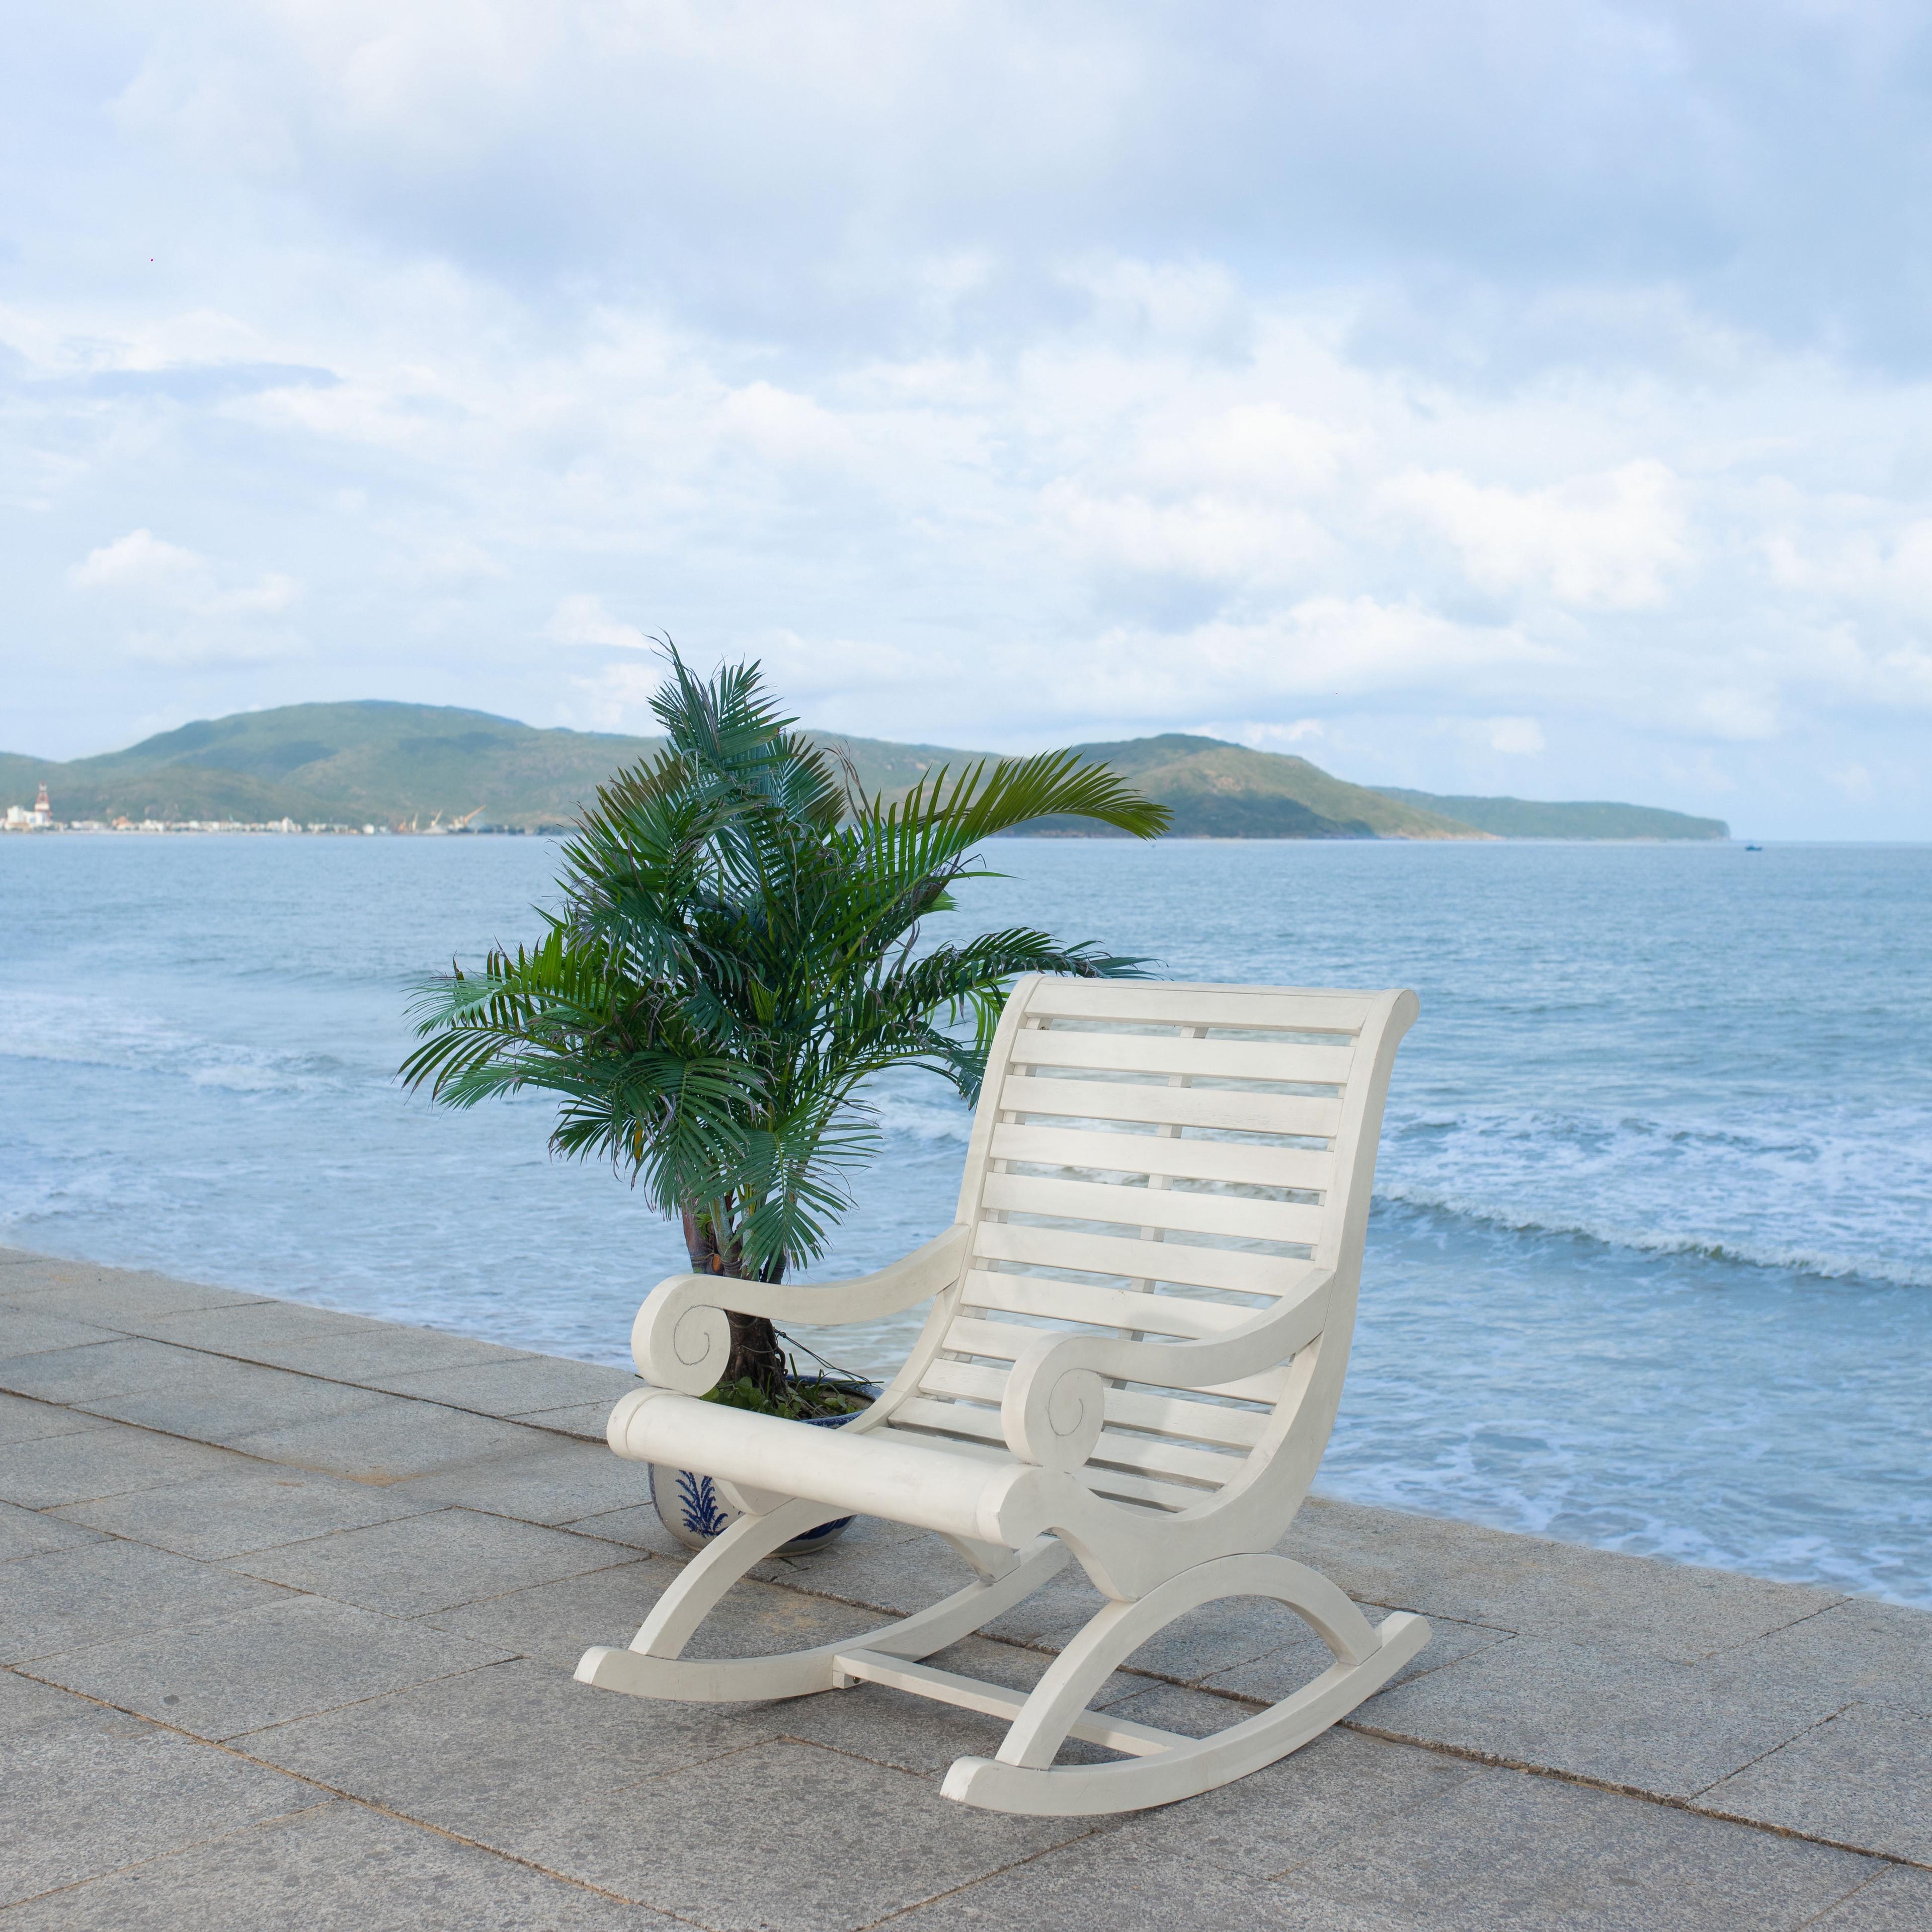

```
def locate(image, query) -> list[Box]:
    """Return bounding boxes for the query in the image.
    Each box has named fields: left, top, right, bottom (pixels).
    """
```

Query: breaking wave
left=1376, top=1101, right=1932, bottom=1291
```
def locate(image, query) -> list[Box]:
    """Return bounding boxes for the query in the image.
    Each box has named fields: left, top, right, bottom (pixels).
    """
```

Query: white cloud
left=1698, top=689, right=1779, bottom=742
left=1383, top=460, right=1688, bottom=609
left=1228, top=718, right=1328, bottom=750
left=1831, top=762, right=1876, bottom=804
left=1043, top=482, right=1329, bottom=585
left=206, top=573, right=300, bottom=616
left=66, top=530, right=303, bottom=664
left=70, top=529, right=202, bottom=590
left=10, top=5, right=1932, bottom=834
left=545, top=595, right=651, bottom=651
left=1135, top=405, right=1354, bottom=498
left=1486, top=716, right=1547, bottom=756
left=717, top=383, right=854, bottom=465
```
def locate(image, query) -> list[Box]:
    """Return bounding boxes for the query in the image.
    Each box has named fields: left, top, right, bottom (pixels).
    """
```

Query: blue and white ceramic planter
left=651, top=1381, right=880, bottom=1555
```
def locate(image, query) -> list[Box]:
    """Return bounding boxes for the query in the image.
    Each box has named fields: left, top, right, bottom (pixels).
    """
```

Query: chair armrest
left=632, top=1225, right=972, bottom=1394
left=1000, top=1268, right=1336, bottom=1470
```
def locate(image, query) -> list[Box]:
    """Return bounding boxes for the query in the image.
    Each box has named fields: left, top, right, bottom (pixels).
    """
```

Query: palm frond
left=400, top=648, right=1167, bottom=1290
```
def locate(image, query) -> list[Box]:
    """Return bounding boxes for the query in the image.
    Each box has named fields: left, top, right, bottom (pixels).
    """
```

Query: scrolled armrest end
left=630, top=1278, right=732, bottom=1395
left=1001, top=1332, right=1107, bottom=1472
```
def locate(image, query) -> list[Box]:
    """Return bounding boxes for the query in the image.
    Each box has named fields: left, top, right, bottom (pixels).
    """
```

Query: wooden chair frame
left=577, top=978, right=1426, bottom=1815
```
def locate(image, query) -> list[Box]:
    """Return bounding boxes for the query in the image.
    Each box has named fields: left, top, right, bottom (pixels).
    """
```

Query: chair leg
left=941, top=1553, right=1430, bottom=1816
left=576, top=1508, right=1070, bottom=1705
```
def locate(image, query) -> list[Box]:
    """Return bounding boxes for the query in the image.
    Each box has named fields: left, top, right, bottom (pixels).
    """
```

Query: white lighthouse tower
left=31, top=783, right=51, bottom=827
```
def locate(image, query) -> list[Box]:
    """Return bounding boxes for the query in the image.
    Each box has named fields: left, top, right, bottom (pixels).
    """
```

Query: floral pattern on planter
left=650, top=1383, right=878, bottom=1555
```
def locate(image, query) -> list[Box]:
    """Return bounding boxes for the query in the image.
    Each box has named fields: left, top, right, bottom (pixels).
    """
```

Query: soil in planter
left=699, top=1376, right=873, bottom=1422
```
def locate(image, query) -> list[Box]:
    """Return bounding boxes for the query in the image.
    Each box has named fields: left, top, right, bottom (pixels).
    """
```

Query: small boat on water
left=1744, top=843, right=1763, bottom=851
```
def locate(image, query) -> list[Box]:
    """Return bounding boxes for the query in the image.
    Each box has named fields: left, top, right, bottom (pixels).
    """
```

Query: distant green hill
left=3, top=703, right=1715, bottom=842
left=2, top=704, right=639, bottom=829
left=1371, top=787, right=1729, bottom=841
left=0, top=703, right=1012, bottom=833
left=1011, top=735, right=1479, bottom=839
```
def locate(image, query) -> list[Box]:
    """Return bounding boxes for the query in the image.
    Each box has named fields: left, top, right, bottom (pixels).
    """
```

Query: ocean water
left=2, top=834, right=1927, bottom=1605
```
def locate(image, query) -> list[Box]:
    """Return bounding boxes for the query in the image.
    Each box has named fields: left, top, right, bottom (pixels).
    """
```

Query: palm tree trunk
left=681, top=1203, right=787, bottom=1398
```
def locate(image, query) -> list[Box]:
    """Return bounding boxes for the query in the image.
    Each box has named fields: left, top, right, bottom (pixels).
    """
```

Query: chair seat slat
left=973, top=1221, right=1305, bottom=1295
left=991, top=1122, right=1333, bottom=1191
left=1020, top=982, right=1377, bottom=1032
left=919, top=1361, right=1256, bottom=1484
left=939, top=1305, right=1300, bottom=1405
left=1000, top=1075, right=1343, bottom=1139
left=982, top=1171, right=1326, bottom=1247
left=957, top=1270, right=1257, bottom=1338
left=1010, top=1030, right=1357, bottom=1088
left=881, top=1414, right=1205, bottom=1513
left=940, top=1314, right=1298, bottom=1409
left=888, top=1406, right=1231, bottom=1507
left=935, top=1323, right=1272, bottom=1450
left=1087, top=1435, right=1245, bottom=1489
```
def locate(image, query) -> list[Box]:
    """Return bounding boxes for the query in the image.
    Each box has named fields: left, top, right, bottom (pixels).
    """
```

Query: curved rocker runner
left=576, top=977, right=1428, bottom=1815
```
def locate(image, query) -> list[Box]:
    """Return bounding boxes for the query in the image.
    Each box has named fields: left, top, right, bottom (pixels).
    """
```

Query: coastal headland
left=1, top=701, right=1729, bottom=841
left=2, top=1246, right=1922, bottom=1926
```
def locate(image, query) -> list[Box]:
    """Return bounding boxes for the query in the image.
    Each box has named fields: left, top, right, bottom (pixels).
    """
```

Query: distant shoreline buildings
left=3, top=783, right=53, bottom=830
left=1, top=782, right=523, bottom=836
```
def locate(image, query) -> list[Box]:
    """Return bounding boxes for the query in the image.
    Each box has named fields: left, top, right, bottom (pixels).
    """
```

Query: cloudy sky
left=6, top=3, right=1931, bottom=836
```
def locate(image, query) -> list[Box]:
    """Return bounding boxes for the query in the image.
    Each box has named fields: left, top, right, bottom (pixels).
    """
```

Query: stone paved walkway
left=3, top=1245, right=1928, bottom=1929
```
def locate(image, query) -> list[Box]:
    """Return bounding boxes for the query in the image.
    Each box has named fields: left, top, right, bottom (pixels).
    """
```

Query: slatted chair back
left=877, top=977, right=1412, bottom=1520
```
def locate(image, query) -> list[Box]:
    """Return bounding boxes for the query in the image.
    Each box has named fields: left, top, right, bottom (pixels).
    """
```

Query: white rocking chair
left=577, top=978, right=1426, bottom=1815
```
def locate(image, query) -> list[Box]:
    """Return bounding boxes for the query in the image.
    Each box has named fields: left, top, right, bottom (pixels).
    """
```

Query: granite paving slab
left=1035, top=1588, right=1506, bottom=1695
left=416, top=1559, right=892, bottom=1676
left=412, top=1557, right=670, bottom=1669
left=0, top=1667, right=122, bottom=1739
left=0, top=1420, right=254, bottom=1508
left=2, top=1248, right=1926, bottom=1929
left=780, top=1666, right=1210, bottom=1781
left=1071, top=1676, right=1271, bottom=1740
left=1704, top=1702, right=1932, bottom=1865
left=106, top=1298, right=399, bottom=1350
left=1355, top=1630, right=1852, bottom=1798
left=0, top=1389, right=117, bottom=1445
left=1282, top=1497, right=1845, bottom=1664
left=247, top=1324, right=539, bottom=1383
left=0, top=1799, right=676, bottom=1931
left=369, top=1354, right=639, bottom=1417
left=0, top=1260, right=266, bottom=1322
left=25, top=1593, right=517, bottom=1739
left=2, top=1537, right=291, bottom=1662
left=1106, top=1721, right=1480, bottom=1878
left=49, top=1464, right=447, bottom=1560
left=0, top=1306, right=127, bottom=1360
left=0, top=1497, right=104, bottom=1563
left=1205, top=1604, right=1513, bottom=1703
left=745, top=1518, right=1020, bottom=1618
left=748, top=1520, right=1111, bottom=1640
left=887, top=1832, right=1328, bottom=1931
left=521, top=1399, right=621, bottom=1440
left=392, top=1435, right=657, bottom=1521
left=560, top=1501, right=689, bottom=1557
left=0, top=1337, right=215, bottom=1406
left=1, top=1706, right=319, bottom=1907
left=983, top=1563, right=1119, bottom=1644
left=243, top=1656, right=785, bottom=1843
left=232, top=1506, right=639, bottom=1617
left=1730, top=1593, right=1932, bottom=1719
left=510, top=1736, right=1097, bottom=1932
left=1272, top=1763, right=1881, bottom=1931
left=223, top=1396, right=540, bottom=1481
left=1811, top=1868, right=1932, bottom=1930
left=75, top=1352, right=401, bottom=1443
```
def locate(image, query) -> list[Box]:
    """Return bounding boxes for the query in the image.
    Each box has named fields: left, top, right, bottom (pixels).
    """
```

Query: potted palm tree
left=401, top=649, right=1167, bottom=1545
